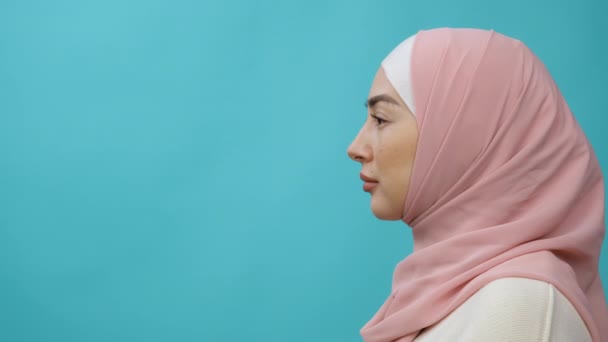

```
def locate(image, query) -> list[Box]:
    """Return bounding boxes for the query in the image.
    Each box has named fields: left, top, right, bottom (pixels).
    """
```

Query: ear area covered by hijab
left=360, top=28, right=607, bottom=342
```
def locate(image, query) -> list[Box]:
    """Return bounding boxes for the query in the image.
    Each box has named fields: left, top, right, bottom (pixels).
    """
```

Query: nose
left=347, top=128, right=371, bottom=163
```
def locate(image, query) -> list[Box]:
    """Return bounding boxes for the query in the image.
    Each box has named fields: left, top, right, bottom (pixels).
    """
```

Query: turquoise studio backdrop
left=1, top=0, right=606, bottom=341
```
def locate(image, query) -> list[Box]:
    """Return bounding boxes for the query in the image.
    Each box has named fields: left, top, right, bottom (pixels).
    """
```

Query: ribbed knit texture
left=413, top=277, right=591, bottom=341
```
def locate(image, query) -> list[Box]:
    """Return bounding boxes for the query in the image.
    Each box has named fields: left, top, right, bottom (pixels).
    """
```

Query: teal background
left=1, top=0, right=606, bottom=341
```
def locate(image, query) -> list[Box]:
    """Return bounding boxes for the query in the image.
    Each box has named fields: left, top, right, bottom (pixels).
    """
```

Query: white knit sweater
left=413, top=277, right=591, bottom=341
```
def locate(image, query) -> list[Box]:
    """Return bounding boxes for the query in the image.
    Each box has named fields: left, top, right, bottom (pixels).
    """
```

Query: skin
left=347, top=67, right=419, bottom=220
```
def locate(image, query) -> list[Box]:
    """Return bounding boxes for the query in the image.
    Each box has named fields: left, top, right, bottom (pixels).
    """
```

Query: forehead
left=369, top=67, right=406, bottom=107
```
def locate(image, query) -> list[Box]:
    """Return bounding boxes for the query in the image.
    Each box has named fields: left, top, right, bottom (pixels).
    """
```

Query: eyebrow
left=364, top=94, right=400, bottom=108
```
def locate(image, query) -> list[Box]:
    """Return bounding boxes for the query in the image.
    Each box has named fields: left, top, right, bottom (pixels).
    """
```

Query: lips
left=360, top=172, right=378, bottom=183
left=360, top=172, right=379, bottom=192
left=363, top=182, right=378, bottom=192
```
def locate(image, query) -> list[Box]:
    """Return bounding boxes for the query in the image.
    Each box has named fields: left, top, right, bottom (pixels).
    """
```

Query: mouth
left=363, top=182, right=378, bottom=192
left=360, top=172, right=378, bottom=183
left=360, top=172, right=379, bottom=192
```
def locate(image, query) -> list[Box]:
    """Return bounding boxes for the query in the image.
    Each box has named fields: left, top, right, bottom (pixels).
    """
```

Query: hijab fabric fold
left=360, top=28, right=607, bottom=342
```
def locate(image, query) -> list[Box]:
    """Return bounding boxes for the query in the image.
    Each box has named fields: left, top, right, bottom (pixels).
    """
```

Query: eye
left=370, top=113, right=387, bottom=126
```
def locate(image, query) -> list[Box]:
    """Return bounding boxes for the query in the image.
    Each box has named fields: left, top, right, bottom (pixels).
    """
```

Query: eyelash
left=370, top=113, right=387, bottom=126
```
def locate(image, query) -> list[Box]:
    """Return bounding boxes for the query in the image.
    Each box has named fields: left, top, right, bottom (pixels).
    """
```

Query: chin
left=370, top=196, right=401, bottom=221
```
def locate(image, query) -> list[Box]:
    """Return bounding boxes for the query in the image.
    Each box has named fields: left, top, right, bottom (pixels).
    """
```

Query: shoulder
left=414, top=277, right=591, bottom=342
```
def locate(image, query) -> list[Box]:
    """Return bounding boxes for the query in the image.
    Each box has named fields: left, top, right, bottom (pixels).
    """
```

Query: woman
left=347, top=28, right=608, bottom=342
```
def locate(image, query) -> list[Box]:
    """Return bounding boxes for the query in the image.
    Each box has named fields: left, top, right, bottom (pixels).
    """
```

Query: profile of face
left=347, top=67, right=419, bottom=221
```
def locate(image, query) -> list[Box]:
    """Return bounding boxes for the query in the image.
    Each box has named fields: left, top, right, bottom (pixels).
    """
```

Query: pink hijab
left=360, top=28, right=608, bottom=342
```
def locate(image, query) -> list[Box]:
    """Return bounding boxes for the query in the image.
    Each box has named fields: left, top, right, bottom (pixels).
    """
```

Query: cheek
left=376, top=138, right=407, bottom=174
left=377, top=135, right=416, bottom=191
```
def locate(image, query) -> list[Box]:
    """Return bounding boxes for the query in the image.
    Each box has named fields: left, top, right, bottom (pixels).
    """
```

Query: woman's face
left=347, top=67, right=419, bottom=220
